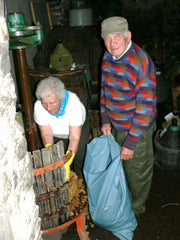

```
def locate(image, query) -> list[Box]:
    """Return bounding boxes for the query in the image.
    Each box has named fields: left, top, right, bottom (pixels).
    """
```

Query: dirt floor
left=133, top=165, right=180, bottom=240
left=42, top=163, right=180, bottom=240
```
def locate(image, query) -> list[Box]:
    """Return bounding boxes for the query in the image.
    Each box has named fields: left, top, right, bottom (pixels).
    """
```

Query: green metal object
left=7, top=12, right=44, bottom=49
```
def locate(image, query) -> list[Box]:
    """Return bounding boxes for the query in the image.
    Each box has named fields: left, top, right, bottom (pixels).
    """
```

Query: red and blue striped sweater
left=100, top=42, right=157, bottom=150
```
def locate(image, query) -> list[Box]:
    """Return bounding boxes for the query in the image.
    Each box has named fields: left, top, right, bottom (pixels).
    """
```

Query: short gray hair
left=35, top=76, right=65, bottom=100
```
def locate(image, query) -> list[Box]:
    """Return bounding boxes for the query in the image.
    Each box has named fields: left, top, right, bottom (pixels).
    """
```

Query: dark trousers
left=112, top=123, right=156, bottom=214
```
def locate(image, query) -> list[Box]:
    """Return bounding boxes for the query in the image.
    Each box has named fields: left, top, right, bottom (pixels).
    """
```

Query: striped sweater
left=100, top=42, right=157, bottom=150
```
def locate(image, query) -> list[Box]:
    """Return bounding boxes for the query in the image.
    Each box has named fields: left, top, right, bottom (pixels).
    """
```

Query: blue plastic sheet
left=83, top=134, right=137, bottom=240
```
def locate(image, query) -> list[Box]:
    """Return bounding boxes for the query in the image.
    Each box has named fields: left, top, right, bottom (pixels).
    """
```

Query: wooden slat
left=64, top=189, right=70, bottom=220
left=29, top=152, right=38, bottom=196
left=41, top=147, right=59, bottom=227
left=57, top=141, right=67, bottom=184
left=33, top=150, right=46, bottom=194
left=32, top=150, right=51, bottom=229
left=56, top=141, right=70, bottom=222
left=50, top=144, right=62, bottom=187
left=41, top=148, right=54, bottom=191
left=59, top=192, right=66, bottom=223
left=29, top=152, right=45, bottom=228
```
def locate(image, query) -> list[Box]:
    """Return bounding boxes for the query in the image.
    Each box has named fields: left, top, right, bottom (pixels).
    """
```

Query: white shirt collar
left=112, top=40, right=132, bottom=60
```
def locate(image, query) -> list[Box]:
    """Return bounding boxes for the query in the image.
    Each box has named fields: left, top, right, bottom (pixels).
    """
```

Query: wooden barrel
left=29, top=141, right=90, bottom=240
left=29, top=141, right=72, bottom=230
left=28, top=68, right=89, bottom=108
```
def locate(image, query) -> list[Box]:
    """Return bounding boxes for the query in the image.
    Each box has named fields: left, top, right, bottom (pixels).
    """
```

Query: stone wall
left=0, top=0, right=42, bottom=239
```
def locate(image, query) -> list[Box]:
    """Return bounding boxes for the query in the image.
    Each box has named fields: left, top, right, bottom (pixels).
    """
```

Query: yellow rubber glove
left=65, top=150, right=75, bottom=181
left=45, top=143, right=52, bottom=148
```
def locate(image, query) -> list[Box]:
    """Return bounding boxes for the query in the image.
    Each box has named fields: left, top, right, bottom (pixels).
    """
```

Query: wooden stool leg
left=76, top=211, right=90, bottom=240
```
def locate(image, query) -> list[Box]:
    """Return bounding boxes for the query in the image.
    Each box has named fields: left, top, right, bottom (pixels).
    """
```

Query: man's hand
left=120, top=146, right=134, bottom=160
left=101, top=123, right=111, bottom=136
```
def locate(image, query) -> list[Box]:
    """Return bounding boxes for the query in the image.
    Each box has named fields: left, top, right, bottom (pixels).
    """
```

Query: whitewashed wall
left=0, top=0, right=42, bottom=239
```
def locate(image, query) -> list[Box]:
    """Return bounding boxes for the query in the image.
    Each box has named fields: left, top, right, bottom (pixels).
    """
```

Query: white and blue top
left=34, top=90, right=86, bottom=139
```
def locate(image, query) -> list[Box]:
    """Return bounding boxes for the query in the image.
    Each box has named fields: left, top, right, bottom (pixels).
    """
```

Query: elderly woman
left=34, top=76, right=87, bottom=179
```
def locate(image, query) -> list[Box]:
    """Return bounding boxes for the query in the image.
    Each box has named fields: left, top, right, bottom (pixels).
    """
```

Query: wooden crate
left=88, top=109, right=101, bottom=138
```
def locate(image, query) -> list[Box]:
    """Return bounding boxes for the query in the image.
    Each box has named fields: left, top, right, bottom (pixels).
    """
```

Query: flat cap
left=101, top=16, right=129, bottom=39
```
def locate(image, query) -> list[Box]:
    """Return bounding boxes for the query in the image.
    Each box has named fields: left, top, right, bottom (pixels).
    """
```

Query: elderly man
left=100, top=16, right=157, bottom=214
left=34, top=76, right=87, bottom=180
